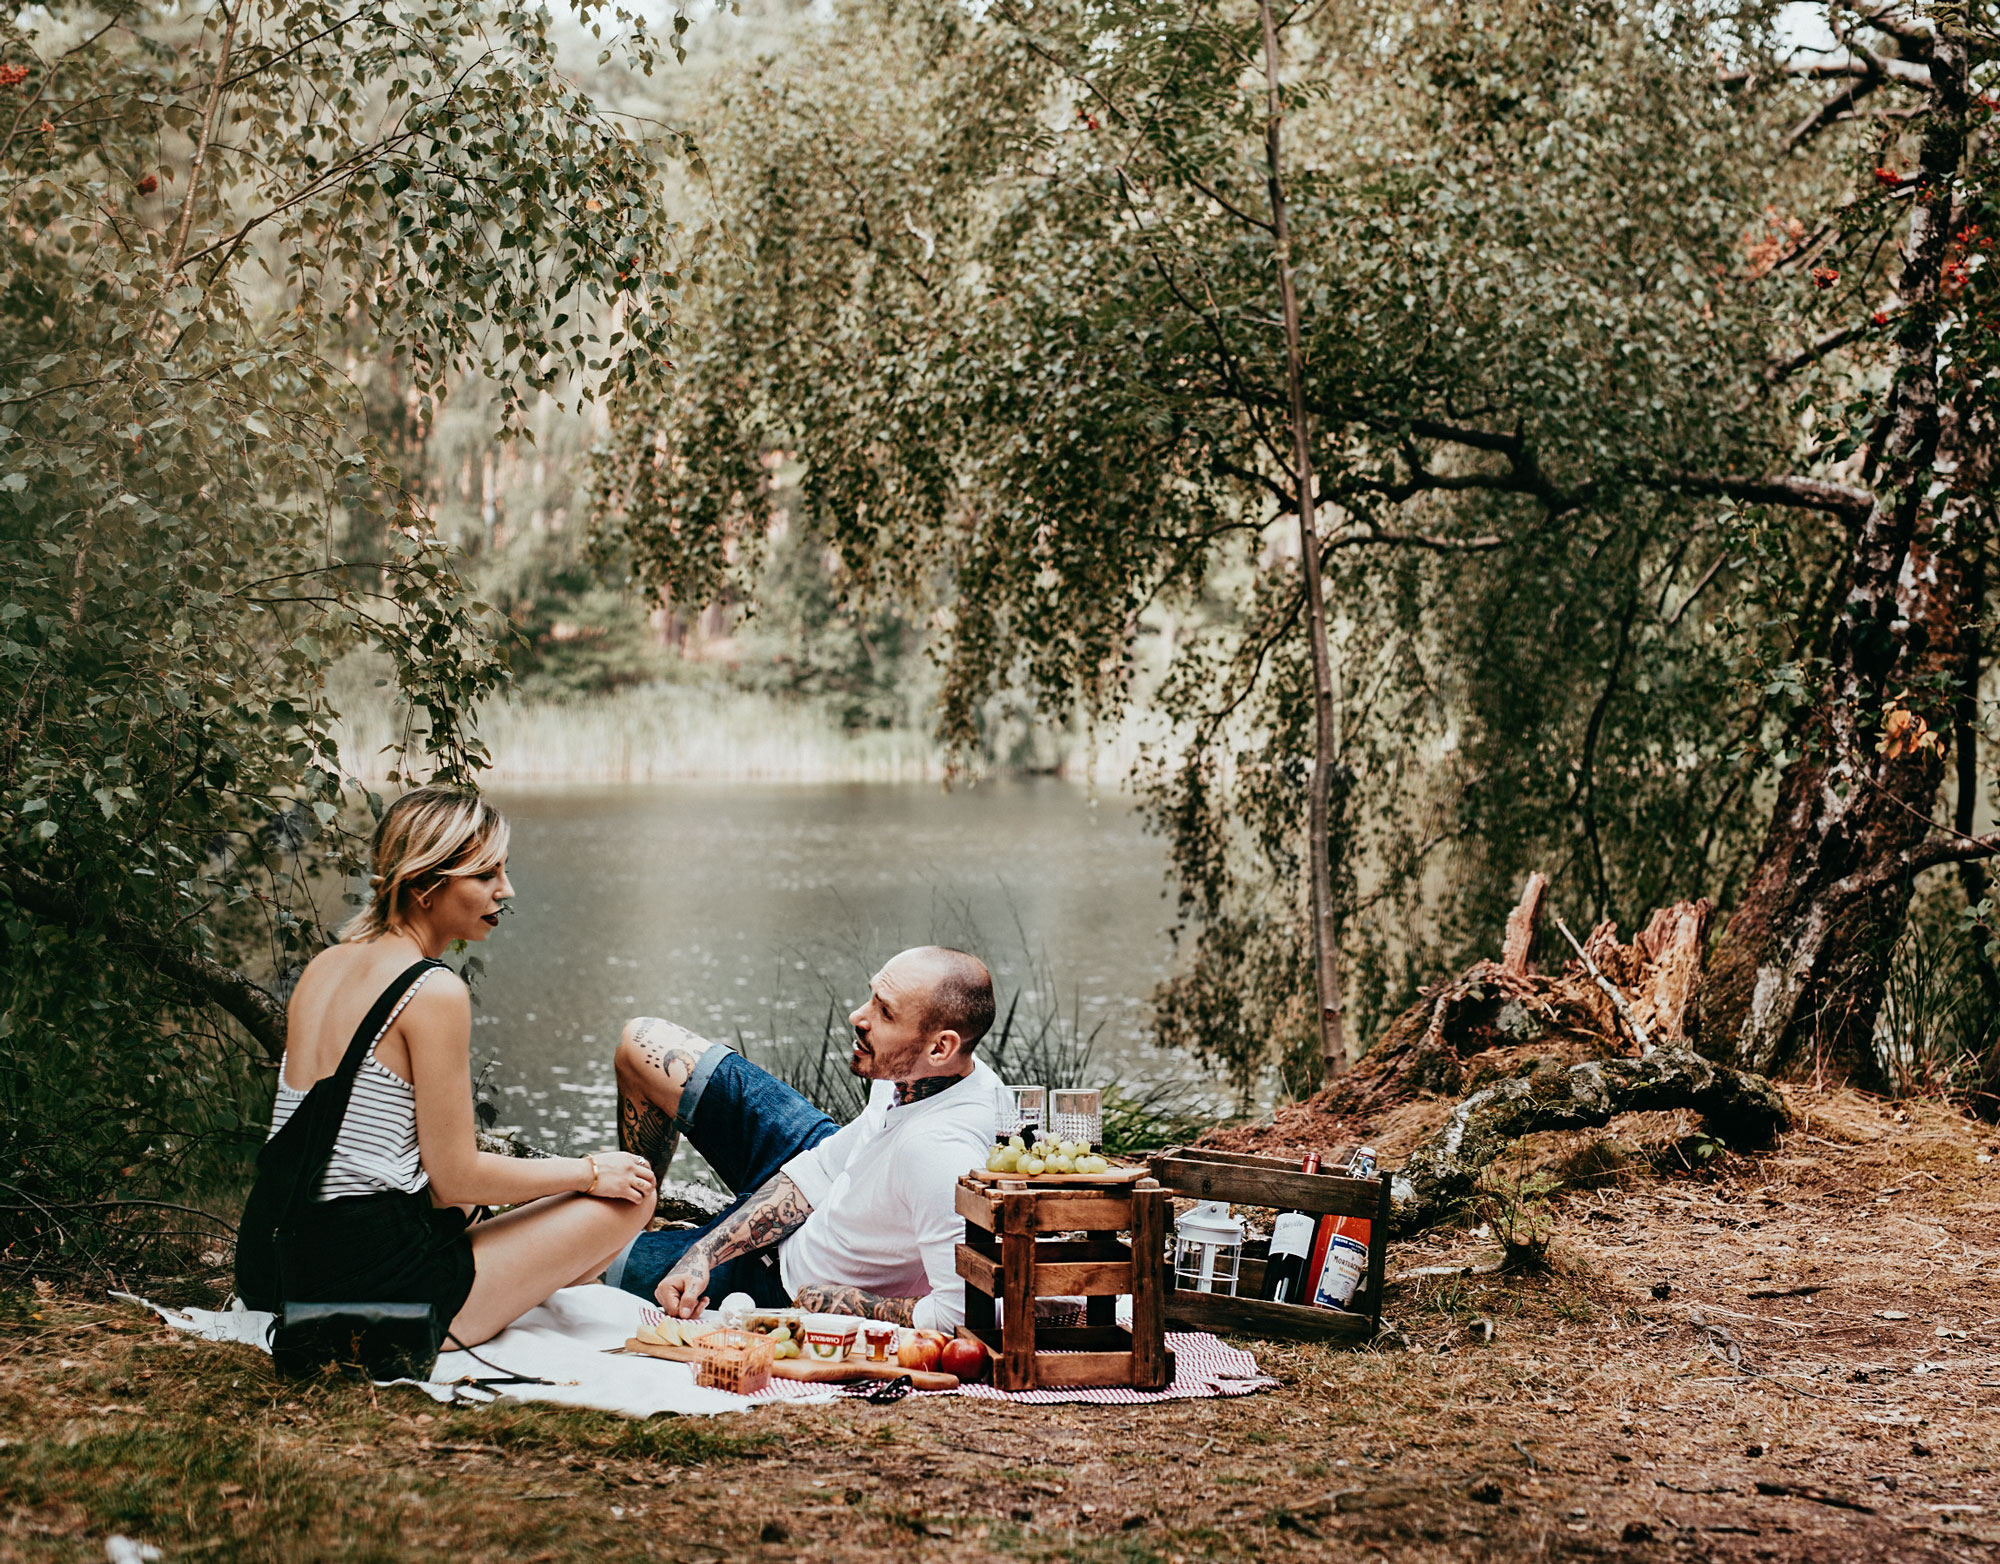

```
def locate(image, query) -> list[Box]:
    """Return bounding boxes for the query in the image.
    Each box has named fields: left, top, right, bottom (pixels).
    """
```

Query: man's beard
left=849, top=1031, right=917, bottom=1081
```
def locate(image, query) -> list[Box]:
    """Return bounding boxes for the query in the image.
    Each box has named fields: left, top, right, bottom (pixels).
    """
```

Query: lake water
left=471, top=780, right=1198, bottom=1156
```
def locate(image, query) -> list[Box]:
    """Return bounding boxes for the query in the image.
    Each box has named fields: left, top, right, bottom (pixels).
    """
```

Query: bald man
left=603, top=946, right=1000, bottom=1329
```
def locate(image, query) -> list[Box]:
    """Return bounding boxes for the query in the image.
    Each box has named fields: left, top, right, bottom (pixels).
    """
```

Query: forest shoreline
left=329, top=681, right=1163, bottom=788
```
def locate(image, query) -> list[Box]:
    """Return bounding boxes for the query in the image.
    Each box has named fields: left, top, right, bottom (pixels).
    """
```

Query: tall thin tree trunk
left=1700, top=39, right=1972, bottom=1082
left=1258, top=0, right=1347, bottom=1076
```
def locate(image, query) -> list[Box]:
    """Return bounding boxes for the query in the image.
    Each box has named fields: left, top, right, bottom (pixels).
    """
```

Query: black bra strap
left=330, top=957, right=449, bottom=1088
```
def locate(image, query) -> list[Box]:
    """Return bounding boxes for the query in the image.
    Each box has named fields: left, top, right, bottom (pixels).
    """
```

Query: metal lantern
left=1050, top=1087, right=1103, bottom=1148
left=998, top=1084, right=1047, bottom=1142
left=1172, top=1200, right=1245, bottom=1296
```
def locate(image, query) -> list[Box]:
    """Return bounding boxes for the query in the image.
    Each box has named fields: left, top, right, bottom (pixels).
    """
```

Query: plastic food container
left=736, top=1309, right=803, bottom=1337
left=799, top=1315, right=860, bottom=1361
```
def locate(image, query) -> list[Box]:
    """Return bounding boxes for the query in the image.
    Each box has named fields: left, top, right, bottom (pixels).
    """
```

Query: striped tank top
left=268, top=966, right=437, bottom=1200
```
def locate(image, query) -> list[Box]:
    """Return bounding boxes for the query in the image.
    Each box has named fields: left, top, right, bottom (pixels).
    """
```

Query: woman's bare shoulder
left=403, top=964, right=471, bottom=1016
left=289, top=941, right=367, bottom=1004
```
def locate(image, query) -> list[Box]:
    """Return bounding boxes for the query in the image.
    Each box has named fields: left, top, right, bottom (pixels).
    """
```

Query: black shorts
left=283, top=1190, right=477, bottom=1326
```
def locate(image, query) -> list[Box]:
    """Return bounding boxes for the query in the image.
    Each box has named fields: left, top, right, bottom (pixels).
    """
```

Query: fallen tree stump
left=1388, top=1044, right=1789, bottom=1233
left=1195, top=874, right=1789, bottom=1234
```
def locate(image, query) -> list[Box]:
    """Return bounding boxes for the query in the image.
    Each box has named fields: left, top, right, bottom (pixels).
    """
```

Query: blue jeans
left=606, top=1044, right=838, bottom=1307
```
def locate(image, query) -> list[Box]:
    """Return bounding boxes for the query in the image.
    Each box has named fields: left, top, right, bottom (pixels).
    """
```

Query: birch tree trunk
left=1259, top=0, right=1347, bottom=1076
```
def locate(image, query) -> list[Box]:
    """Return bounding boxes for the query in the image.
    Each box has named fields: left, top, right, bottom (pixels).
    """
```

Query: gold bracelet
left=585, top=1154, right=600, bottom=1196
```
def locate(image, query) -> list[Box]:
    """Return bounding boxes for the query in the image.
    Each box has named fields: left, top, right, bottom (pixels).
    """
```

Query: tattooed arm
left=654, top=1171, right=814, bottom=1317
left=789, top=1284, right=920, bottom=1326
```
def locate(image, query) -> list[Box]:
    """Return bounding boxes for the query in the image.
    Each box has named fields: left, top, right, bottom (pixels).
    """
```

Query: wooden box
left=954, top=1175, right=1174, bottom=1391
left=1147, top=1146, right=1390, bottom=1344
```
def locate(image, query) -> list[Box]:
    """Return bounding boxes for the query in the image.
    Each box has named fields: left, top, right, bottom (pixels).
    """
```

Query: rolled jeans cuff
left=677, top=1040, right=736, bottom=1130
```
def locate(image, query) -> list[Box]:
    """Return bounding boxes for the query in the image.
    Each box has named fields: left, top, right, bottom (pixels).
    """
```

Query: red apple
left=940, top=1337, right=989, bottom=1383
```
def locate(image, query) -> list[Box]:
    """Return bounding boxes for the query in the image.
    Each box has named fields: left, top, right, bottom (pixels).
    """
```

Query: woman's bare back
left=282, top=938, right=454, bottom=1090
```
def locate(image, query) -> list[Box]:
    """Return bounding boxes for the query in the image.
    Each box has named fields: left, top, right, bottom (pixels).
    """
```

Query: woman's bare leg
left=614, top=1018, right=708, bottom=1182
left=446, top=1191, right=652, bottom=1348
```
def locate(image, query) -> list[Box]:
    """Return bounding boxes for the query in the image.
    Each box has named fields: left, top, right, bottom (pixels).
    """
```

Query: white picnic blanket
left=114, top=1284, right=833, bottom=1417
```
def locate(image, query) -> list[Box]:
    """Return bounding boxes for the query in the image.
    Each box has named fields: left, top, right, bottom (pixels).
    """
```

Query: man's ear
left=930, top=1028, right=964, bottom=1063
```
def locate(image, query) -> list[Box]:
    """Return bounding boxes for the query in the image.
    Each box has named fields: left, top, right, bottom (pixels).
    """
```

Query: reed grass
left=325, top=654, right=1162, bottom=785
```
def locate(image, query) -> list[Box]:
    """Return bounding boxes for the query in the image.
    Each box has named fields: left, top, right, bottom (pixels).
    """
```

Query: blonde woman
left=237, top=786, right=655, bottom=1349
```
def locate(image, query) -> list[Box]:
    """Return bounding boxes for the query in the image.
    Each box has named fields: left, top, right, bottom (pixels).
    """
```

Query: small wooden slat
left=1359, top=1168, right=1391, bottom=1318
left=954, top=1246, right=1131, bottom=1299
left=956, top=1178, right=997, bottom=1234
left=998, top=1189, right=1039, bottom=1391
left=1161, top=1288, right=1377, bottom=1343
left=1149, top=1154, right=1381, bottom=1220
left=1128, top=1185, right=1171, bottom=1390
left=1027, top=1193, right=1137, bottom=1232
left=1023, top=1258, right=1133, bottom=1296
left=955, top=1243, right=998, bottom=1295
left=1023, top=1350, right=1141, bottom=1389
left=965, top=1164, right=1146, bottom=1187
left=1155, top=1145, right=1307, bottom=1173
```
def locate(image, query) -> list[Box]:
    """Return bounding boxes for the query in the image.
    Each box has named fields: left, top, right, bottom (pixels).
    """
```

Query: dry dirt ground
left=2, top=1087, right=1996, bottom=1564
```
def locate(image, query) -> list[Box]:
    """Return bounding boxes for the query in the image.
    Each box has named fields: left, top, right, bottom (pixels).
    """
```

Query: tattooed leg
left=618, top=1092, right=679, bottom=1184
left=613, top=1017, right=708, bottom=1183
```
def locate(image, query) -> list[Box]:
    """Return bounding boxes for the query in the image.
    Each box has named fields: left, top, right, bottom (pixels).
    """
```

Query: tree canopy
left=0, top=0, right=696, bottom=1250
left=596, top=0, right=1993, bottom=1100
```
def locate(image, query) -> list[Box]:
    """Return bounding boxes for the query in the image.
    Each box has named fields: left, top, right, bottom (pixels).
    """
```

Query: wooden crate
left=1146, top=1146, right=1390, bottom=1344
left=954, top=1175, right=1174, bottom=1391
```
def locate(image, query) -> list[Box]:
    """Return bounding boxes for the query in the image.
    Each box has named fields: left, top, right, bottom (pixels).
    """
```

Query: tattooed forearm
left=790, top=1284, right=919, bottom=1325
left=684, top=1172, right=814, bottom=1271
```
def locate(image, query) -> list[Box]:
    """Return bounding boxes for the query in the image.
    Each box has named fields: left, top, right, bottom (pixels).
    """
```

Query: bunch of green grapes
left=984, top=1134, right=1111, bottom=1176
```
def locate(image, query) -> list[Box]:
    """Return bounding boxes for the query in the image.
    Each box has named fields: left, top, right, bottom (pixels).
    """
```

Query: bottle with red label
left=1306, top=1145, right=1377, bottom=1311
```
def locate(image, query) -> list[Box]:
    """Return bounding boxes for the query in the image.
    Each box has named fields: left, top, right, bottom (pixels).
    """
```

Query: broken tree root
left=1389, top=1045, right=1789, bottom=1233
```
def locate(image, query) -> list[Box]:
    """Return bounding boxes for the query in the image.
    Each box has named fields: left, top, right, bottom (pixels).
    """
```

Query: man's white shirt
left=777, top=1057, right=1001, bottom=1332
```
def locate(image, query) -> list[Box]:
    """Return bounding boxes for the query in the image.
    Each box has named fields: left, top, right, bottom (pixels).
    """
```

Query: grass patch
left=436, top=1402, right=774, bottom=1464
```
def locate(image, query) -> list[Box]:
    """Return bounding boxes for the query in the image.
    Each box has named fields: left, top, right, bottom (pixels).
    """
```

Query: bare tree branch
left=0, top=867, right=287, bottom=1059
left=1766, top=311, right=1895, bottom=379
left=1785, top=73, right=1884, bottom=152
left=167, top=0, right=241, bottom=279
left=1660, top=472, right=1876, bottom=522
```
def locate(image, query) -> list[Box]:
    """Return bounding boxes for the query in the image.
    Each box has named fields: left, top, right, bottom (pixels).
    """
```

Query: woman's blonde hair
left=340, top=786, right=511, bottom=942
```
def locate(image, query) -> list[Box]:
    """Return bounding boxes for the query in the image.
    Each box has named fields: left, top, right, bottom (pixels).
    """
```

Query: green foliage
left=1476, top=1159, right=1561, bottom=1272
left=596, top=0, right=1896, bottom=1097
left=0, top=0, right=694, bottom=1269
left=1878, top=879, right=2000, bottom=1107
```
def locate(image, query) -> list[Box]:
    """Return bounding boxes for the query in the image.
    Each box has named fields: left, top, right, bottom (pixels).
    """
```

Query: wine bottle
left=1307, top=1146, right=1378, bottom=1311
left=1259, top=1150, right=1321, bottom=1303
